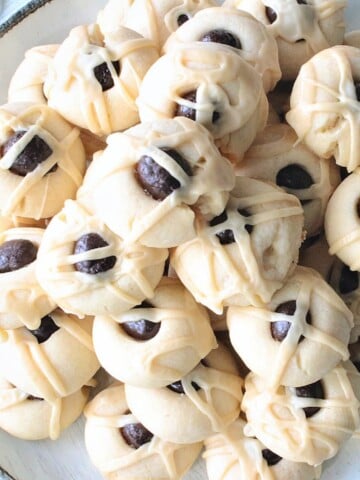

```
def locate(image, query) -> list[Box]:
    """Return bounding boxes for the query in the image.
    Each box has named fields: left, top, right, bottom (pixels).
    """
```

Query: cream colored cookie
left=0, top=309, right=99, bottom=403
left=125, top=343, right=243, bottom=444
left=97, top=0, right=216, bottom=50
left=137, top=43, right=268, bottom=164
left=237, top=124, right=340, bottom=237
left=171, top=176, right=304, bottom=314
left=227, top=266, right=352, bottom=387
left=36, top=200, right=167, bottom=317
left=224, top=0, right=346, bottom=80
left=299, top=233, right=334, bottom=280
left=85, top=383, right=202, bottom=479
left=204, top=418, right=320, bottom=480
left=44, top=24, right=158, bottom=136
left=0, top=378, right=89, bottom=440
left=0, top=227, right=56, bottom=330
left=93, top=277, right=217, bottom=388
left=0, top=102, right=86, bottom=219
left=242, top=362, right=360, bottom=466
left=77, top=117, right=235, bottom=248
left=287, top=46, right=360, bottom=173
left=164, top=7, right=281, bottom=93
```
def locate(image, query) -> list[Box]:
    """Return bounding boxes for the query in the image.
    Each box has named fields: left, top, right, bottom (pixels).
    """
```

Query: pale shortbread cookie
left=325, top=170, right=360, bottom=269
left=299, top=233, right=334, bottom=280
left=85, top=383, right=203, bottom=479
left=44, top=24, right=158, bottom=136
left=137, top=43, right=268, bottom=164
left=0, top=310, right=99, bottom=403
left=287, top=46, right=360, bottom=173
left=224, top=0, right=346, bottom=80
left=77, top=117, right=235, bottom=248
left=242, top=362, right=360, bottom=466
left=204, top=418, right=320, bottom=480
left=0, top=227, right=56, bottom=330
left=0, top=102, right=86, bottom=219
left=97, top=0, right=216, bottom=50
left=0, top=378, right=89, bottom=440
left=237, top=124, right=340, bottom=237
left=125, top=343, right=243, bottom=444
left=163, top=7, right=281, bottom=93
left=171, top=177, right=304, bottom=314
left=227, top=266, right=353, bottom=387
left=36, top=200, right=167, bottom=317
left=93, top=277, right=217, bottom=388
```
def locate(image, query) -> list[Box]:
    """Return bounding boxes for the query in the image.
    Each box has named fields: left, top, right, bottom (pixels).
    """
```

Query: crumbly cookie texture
left=224, top=0, right=346, bottom=80
left=84, top=383, right=203, bottom=479
left=237, top=123, right=340, bottom=237
left=242, top=362, right=360, bottom=466
left=163, top=7, right=281, bottom=93
left=287, top=46, right=360, bottom=173
left=97, top=0, right=216, bottom=50
left=0, top=378, right=89, bottom=440
left=77, top=117, right=235, bottom=248
left=171, top=176, right=304, bottom=313
left=44, top=23, right=159, bottom=136
left=228, top=266, right=353, bottom=387
left=125, top=343, right=243, bottom=444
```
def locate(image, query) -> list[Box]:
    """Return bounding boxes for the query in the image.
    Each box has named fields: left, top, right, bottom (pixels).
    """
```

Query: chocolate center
left=135, top=148, right=192, bottom=201
left=93, top=60, right=120, bottom=92
left=200, top=29, right=241, bottom=49
left=271, top=300, right=312, bottom=343
left=74, top=233, right=116, bottom=275
left=29, top=315, right=60, bottom=344
left=262, top=448, right=282, bottom=467
left=265, top=6, right=277, bottom=23
left=276, top=164, right=313, bottom=190
left=295, top=380, right=324, bottom=418
left=2, top=130, right=54, bottom=177
left=120, top=422, right=153, bottom=449
left=0, top=239, right=38, bottom=273
left=174, top=90, right=220, bottom=123
left=167, top=380, right=200, bottom=394
left=238, top=208, right=253, bottom=234
left=122, top=319, right=160, bottom=341
left=177, top=13, right=189, bottom=26
left=209, top=210, right=235, bottom=245
left=339, top=264, right=359, bottom=294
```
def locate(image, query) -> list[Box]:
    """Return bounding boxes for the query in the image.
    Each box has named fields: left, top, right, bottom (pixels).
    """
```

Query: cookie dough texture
left=85, top=383, right=202, bottom=479
left=36, top=200, right=167, bottom=317
left=287, top=46, right=360, bottom=173
left=77, top=117, right=235, bottom=248
left=44, top=24, right=159, bottom=136
left=171, top=176, right=304, bottom=313
left=0, top=102, right=86, bottom=219
left=224, top=0, right=346, bottom=80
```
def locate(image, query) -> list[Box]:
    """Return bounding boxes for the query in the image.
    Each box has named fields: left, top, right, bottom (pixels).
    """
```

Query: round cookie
left=237, top=124, right=340, bottom=237
left=163, top=7, right=281, bottom=93
left=125, top=343, right=243, bottom=444
left=0, top=378, right=89, bottom=440
left=36, top=199, right=167, bottom=317
left=84, top=383, right=203, bottom=479
left=204, top=418, right=319, bottom=480
left=0, top=227, right=56, bottom=330
left=44, top=24, right=159, bottom=136
left=242, top=362, right=360, bottom=466
left=77, top=117, right=235, bottom=248
left=224, top=0, right=346, bottom=80
left=287, top=46, right=360, bottom=173
left=0, top=102, right=86, bottom=219
left=171, top=176, right=304, bottom=313
left=227, top=266, right=353, bottom=387
left=93, top=277, right=217, bottom=388
left=137, top=42, right=268, bottom=164
left=97, top=0, right=216, bottom=50
left=0, top=309, right=100, bottom=403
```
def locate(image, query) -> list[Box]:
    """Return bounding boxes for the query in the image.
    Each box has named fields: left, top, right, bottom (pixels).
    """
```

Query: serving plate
left=0, top=0, right=359, bottom=479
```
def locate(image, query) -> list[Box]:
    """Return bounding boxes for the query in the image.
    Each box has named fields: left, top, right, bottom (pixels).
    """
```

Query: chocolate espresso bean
left=74, top=233, right=116, bottom=274
left=177, top=13, right=189, bottom=26
left=174, top=90, right=220, bottom=123
left=200, top=29, right=241, bottom=49
left=265, top=6, right=277, bottom=23
left=276, top=164, right=313, bottom=190
left=93, top=61, right=120, bottom=92
left=262, top=449, right=282, bottom=467
left=295, top=380, right=324, bottom=418
left=29, top=315, right=60, bottom=344
left=339, top=264, right=359, bottom=294
left=122, top=319, right=160, bottom=340
left=209, top=211, right=235, bottom=245
left=0, top=239, right=37, bottom=273
left=120, top=423, right=153, bottom=449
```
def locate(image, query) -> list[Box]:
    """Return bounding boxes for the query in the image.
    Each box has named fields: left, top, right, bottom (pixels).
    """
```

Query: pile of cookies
left=0, top=0, right=360, bottom=479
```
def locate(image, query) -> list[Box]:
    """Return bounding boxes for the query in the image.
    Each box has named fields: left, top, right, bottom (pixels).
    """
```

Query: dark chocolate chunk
left=262, top=449, right=282, bottom=467
left=200, top=29, right=241, bottom=49
left=122, top=319, right=160, bottom=340
left=167, top=380, right=200, bottom=394
left=265, top=6, right=277, bottom=23
left=120, top=423, right=153, bottom=449
left=295, top=380, right=324, bottom=418
left=271, top=300, right=296, bottom=342
left=355, top=82, right=360, bottom=101
left=29, top=315, right=60, bottom=344
left=177, top=13, right=189, bottom=26
left=134, top=300, right=153, bottom=309
left=339, top=264, right=359, bottom=294
left=0, top=239, right=38, bottom=273
left=2, top=130, right=54, bottom=177
left=209, top=211, right=235, bottom=245
left=93, top=61, right=120, bottom=92
left=174, top=90, right=197, bottom=120
left=74, top=233, right=116, bottom=274
left=276, top=164, right=313, bottom=190
left=238, top=208, right=253, bottom=234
